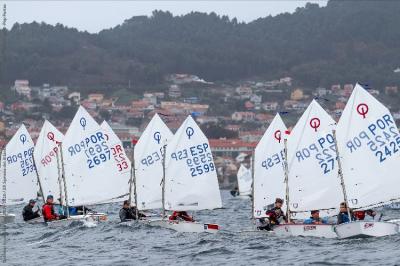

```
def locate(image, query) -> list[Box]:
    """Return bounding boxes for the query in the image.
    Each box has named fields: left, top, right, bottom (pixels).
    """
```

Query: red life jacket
left=169, top=211, right=193, bottom=222
left=42, top=203, right=58, bottom=222
left=353, top=211, right=366, bottom=220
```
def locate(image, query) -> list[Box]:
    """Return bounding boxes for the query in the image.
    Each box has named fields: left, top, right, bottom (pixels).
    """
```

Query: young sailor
left=257, top=198, right=287, bottom=230
left=119, top=200, right=146, bottom=222
left=353, top=209, right=377, bottom=221
left=169, top=211, right=194, bottom=222
left=22, top=199, right=40, bottom=221
left=42, top=195, right=61, bottom=222
left=337, top=202, right=354, bottom=224
left=303, top=210, right=328, bottom=224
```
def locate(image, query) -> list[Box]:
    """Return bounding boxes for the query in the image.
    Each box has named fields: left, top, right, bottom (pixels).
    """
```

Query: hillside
left=1, top=0, right=400, bottom=92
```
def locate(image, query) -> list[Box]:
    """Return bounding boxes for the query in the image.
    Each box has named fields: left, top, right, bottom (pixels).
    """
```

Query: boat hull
left=147, top=219, right=219, bottom=233
left=334, top=221, right=399, bottom=239
left=0, top=213, right=16, bottom=224
left=274, top=224, right=337, bottom=238
left=46, top=213, right=107, bottom=227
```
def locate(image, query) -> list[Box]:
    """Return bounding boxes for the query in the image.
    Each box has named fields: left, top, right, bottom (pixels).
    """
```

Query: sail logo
left=357, top=103, right=369, bottom=119
left=153, top=131, right=161, bottom=144
left=274, top=130, right=282, bottom=143
left=47, top=132, right=61, bottom=145
left=186, top=127, right=194, bottom=139
left=20, top=134, right=27, bottom=145
left=309, top=118, right=320, bottom=132
left=80, top=117, right=87, bottom=130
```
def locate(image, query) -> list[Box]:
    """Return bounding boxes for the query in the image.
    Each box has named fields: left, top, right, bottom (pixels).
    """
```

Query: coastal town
left=1, top=74, right=400, bottom=187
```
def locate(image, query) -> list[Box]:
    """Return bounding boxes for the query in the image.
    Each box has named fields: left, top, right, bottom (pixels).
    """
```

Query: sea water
left=2, top=190, right=400, bottom=265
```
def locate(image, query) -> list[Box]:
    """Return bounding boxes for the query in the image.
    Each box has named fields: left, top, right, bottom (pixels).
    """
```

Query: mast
left=251, top=151, right=255, bottom=225
left=55, top=148, right=64, bottom=207
left=332, top=129, right=352, bottom=221
left=161, top=144, right=166, bottom=219
left=58, top=144, right=69, bottom=218
left=129, top=147, right=139, bottom=220
left=283, top=138, right=291, bottom=223
left=32, top=154, right=45, bottom=203
left=1, top=149, right=6, bottom=215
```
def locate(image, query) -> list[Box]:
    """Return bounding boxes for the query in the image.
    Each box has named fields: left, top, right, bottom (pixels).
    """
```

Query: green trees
left=1, top=0, right=400, bottom=89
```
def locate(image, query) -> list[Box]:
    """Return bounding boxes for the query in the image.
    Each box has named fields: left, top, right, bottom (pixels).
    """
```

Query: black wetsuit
left=22, top=204, right=40, bottom=221
left=119, top=207, right=146, bottom=222
left=258, top=206, right=287, bottom=231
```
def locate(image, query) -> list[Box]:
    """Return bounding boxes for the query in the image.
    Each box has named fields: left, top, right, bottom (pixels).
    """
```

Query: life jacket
left=353, top=211, right=366, bottom=220
left=42, top=203, right=57, bottom=222
left=169, top=211, right=193, bottom=222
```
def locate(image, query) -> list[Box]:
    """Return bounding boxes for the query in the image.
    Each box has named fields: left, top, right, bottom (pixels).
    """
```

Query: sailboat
left=1, top=125, right=39, bottom=223
left=273, top=100, right=341, bottom=238
left=133, top=114, right=172, bottom=215
left=231, top=164, right=252, bottom=198
left=151, top=115, right=222, bottom=233
left=53, top=106, right=129, bottom=225
left=100, top=120, right=131, bottom=203
left=34, top=120, right=65, bottom=205
left=253, top=113, right=287, bottom=226
left=334, top=83, right=400, bottom=238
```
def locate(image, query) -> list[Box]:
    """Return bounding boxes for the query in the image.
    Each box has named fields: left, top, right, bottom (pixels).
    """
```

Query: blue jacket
left=337, top=212, right=352, bottom=224
left=304, top=217, right=328, bottom=224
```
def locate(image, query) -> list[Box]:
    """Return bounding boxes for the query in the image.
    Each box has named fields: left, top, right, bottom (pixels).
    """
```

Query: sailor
left=337, top=202, right=354, bottom=224
left=169, top=211, right=194, bottom=222
left=42, top=195, right=60, bottom=222
left=258, top=198, right=287, bottom=230
left=22, top=199, right=40, bottom=221
left=119, top=200, right=146, bottom=222
left=303, top=210, right=328, bottom=224
left=353, top=209, right=377, bottom=221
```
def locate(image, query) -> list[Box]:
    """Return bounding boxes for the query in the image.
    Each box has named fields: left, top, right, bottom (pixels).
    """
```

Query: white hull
left=147, top=219, right=219, bottom=233
left=334, top=221, right=399, bottom=239
left=0, top=213, right=16, bottom=224
left=46, top=213, right=107, bottom=227
left=274, top=224, right=337, bottom=238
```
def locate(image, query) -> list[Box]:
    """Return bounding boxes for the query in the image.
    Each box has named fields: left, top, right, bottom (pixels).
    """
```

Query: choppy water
left=2, top=191, right=400, bottom=265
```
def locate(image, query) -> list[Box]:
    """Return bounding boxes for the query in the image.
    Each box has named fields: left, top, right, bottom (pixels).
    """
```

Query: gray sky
left=3, top=1, right=327, bottom=33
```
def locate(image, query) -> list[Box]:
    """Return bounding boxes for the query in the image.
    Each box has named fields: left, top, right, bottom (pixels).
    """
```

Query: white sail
left=165, top=116, right=222, bottom=211
left=336, top=83, right=400, bottom=209
left=1, top=125, right=38, bottom=205
left=134, top=114, right=173, bottom=210
left=287, top=100, right=342, bottom=219
left=62, top=106, right=127, bottom=206
left=237, top=164, right=252, bottom=196
left=100, top=121, right=131, bottom=202
left=34, top=120, right=64, bottom=201
left=253, top=114, right=287, bottom=218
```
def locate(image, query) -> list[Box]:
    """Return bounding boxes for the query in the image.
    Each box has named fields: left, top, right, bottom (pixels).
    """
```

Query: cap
left=311, top=210, right=319, bottom=214
left=123, top=200, right=129, bottom=205
left=29, top=199, right=36, bottom=204
left=47, top=195, right=54, bottom=200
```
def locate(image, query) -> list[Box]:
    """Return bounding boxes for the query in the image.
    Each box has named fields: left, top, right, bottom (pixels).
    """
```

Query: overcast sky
left=3, top=1, right=327, bottom=33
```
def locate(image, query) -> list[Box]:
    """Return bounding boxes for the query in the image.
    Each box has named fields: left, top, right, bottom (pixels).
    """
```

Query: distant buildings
left=12, top=80, right=31, bottom=99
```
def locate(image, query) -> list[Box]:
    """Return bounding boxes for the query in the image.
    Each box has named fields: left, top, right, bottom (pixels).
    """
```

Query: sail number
left=345, top=114, right=399, bottom=163
left=261, top=150, right=284, bottom=170
left=140, top=146, right=164, bottom=167
left=66, top=131, right=111, bottom=169
left=7, top=147, right=36, bottom=176
left=170, top=143, right=215, bottom=177
left=111, top=144, right=129, bottom=172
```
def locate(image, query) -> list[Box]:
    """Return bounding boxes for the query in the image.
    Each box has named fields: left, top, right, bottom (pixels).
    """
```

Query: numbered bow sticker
left=186, top=127, right=194, bottom=139
left=357, top=103, right=369, bottom=119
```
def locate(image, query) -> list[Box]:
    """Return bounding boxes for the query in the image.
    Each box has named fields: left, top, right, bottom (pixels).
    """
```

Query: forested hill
left=1, top=0, right=400, bottom=91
